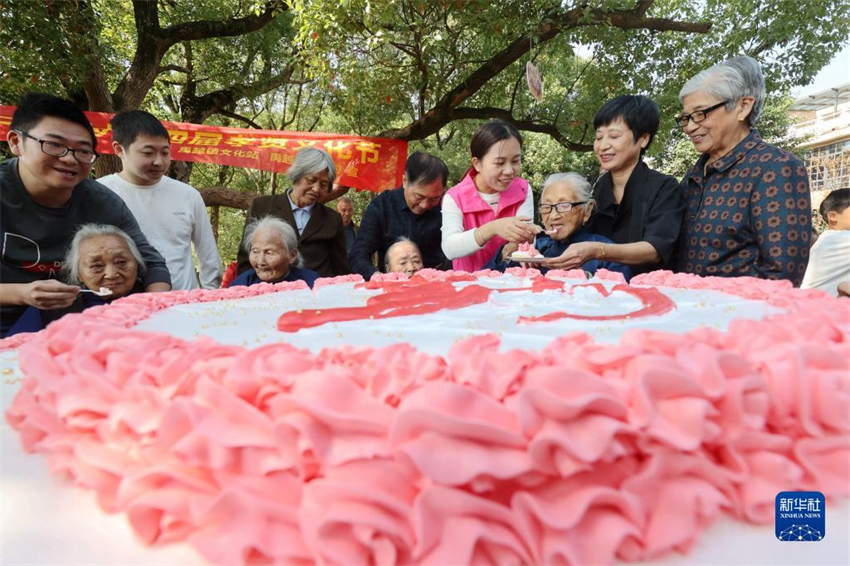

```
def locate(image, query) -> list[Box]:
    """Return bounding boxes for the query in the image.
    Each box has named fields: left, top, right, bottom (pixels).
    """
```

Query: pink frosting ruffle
left=4, top=270, right=850, bottom=565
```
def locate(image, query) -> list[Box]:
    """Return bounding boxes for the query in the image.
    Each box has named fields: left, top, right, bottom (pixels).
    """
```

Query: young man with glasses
left=0, top=93, right=171, bottom=337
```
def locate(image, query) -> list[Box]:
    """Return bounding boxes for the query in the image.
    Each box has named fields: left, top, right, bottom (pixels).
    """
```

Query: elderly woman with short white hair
left=229, top=216, right=319, bottom=288
left=384, top=237, right=424, bottom=277
left=486, top=173, right=631, bottom=279
left=236, top=147, right=350, bottom=277
left=674, top=56, right=811, bottom=285
left=7, top=224, right=146, bottom=335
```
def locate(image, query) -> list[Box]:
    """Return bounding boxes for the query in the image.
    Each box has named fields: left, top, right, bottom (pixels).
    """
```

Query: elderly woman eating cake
left=230, top=216, right=319, bottom=288
left=486, top=173, right=631, bottom=279
left=7, top=224, right=145, bottom=335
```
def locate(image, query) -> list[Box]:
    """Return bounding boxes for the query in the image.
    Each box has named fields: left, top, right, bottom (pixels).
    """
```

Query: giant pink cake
left=3, top=269, right=850, bottom=565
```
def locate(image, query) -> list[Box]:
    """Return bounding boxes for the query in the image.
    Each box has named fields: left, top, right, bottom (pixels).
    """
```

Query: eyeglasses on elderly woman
left=674, top=100, right=731, bottom=128
left=539, top=201, right=588, bottom=215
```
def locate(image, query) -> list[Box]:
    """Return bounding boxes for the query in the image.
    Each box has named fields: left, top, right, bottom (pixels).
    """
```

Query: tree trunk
left=95, top=154, right=122, bottom=178
left=210, top=205, right=220, bottom=239
left=197, top=186, right=257, bottom=210
left=169, top=160, right=193, bottom=183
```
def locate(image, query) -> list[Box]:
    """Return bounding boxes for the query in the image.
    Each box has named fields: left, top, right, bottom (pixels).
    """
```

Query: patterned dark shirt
left=674, top=130, right=811, bottom=285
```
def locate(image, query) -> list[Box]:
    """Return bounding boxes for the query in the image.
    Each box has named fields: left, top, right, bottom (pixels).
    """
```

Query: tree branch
left=156, top=1, right=287, bottom=44
left=450, top=107, right=593, bottom=151
left=378, top=4, right=710, bottom=140
left=216, top=109, right=264, bottom=129
left=158, top=64, right=190, bottom=74
left=111, top=0, right=288, bottom=110
left=181, top=64, right=299, bottom=124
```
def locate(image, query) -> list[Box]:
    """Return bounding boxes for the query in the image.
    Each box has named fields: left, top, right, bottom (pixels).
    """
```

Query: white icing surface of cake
left=134, top=275, right=783, bottom=355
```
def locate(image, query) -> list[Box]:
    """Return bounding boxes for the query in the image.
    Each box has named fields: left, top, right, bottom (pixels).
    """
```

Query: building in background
left=789, top=83, right=850, bottom=220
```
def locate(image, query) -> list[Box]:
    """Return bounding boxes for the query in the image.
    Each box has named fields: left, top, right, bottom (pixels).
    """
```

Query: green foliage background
left=1, top=0, right=847, bottom=268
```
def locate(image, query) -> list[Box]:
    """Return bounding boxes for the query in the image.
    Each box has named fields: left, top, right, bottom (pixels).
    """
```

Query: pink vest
left=446, top=172, right=529, bottom=272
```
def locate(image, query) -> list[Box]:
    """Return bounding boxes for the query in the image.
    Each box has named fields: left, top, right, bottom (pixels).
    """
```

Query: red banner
left=0, top=106, right=407, bottom=192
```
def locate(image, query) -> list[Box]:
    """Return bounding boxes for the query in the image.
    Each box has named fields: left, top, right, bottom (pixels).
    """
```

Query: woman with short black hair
left=544, top=95, right=684, bottom=275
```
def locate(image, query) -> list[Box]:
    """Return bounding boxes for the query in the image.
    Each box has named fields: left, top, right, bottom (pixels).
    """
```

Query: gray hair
left=242, top=216, right=303, bottom=268
left=678, top=56, right=766, bottom=126
left=541, top=173, right=595, bottom=205
left=384, top=237, right=419, bottom=271
left=63, top=224, right=146, bottom=285
left=337, top=196, right=353, bottom=205
left=287, top=147, right=336, bottom=185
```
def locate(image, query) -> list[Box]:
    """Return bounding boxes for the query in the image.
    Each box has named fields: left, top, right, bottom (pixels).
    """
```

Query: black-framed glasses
left=15, top=131, right=98, bottom=164
left=539, top=201, right=587, bottom=214
left=674, top=100, right=730, bottom=127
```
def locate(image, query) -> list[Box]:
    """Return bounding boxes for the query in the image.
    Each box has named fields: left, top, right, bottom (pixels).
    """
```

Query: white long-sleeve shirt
left=97, top=174, right=222, bottom=290
left=801, top=230, right=850, bottom=296
left=441, top=187, right=534, bottom=259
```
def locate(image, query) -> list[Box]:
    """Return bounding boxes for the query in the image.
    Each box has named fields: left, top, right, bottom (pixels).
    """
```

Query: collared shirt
left=288, top=191, right=315, bottom=235
left=348, top=187, right=447, bottom=279
left=674, top=129, right=811, bottom=285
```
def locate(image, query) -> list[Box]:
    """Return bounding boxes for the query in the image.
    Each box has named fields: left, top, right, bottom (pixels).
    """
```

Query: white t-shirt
left=97, top=174, right=222, bottom=290
left=441, top=188, right=534, bottom=259
left=801, top=230, right=850, bottom=296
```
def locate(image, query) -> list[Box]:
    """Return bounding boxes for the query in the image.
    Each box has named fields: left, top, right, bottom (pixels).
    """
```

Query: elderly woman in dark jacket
left=230, top=216, right=319, bottom=288
left=7, top=224, right=145, bottom=335
left=236, top=147, right=349, bottom=277
left=487, top=173, right=631, bottom=279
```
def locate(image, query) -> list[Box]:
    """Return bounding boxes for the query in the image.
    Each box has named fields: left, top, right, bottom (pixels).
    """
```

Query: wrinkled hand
left=543, top=241, right=599, bottom=271
left=488, top=217, right=540, bottom=243
left=501, top=242, right=519, bottom=262
left=22, top=279, right=80, bottom=310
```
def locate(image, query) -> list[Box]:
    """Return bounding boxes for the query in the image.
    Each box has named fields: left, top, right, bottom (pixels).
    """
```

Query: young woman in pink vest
left=441, top=120, right=539, bottom=271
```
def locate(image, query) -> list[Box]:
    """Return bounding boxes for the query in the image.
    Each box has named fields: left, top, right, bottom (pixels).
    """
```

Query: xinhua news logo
left=775, top=491, right=825, bottom=542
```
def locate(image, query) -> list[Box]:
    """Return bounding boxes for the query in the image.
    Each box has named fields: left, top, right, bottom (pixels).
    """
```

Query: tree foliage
left=2, top=0, right=848, bottom=265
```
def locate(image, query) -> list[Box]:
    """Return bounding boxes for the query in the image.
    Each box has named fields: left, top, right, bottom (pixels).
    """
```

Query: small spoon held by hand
left=80, top=287, right=113, bottom=297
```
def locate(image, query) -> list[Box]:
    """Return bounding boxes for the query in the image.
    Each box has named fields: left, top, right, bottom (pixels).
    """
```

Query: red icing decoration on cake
left=518, top=283, right=676, bottom=323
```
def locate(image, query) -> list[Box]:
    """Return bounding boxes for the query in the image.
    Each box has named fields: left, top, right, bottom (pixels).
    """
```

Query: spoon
left=80, top=287, right=113, bottom=297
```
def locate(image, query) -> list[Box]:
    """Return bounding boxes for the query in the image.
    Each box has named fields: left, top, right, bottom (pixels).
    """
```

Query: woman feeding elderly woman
left=486, top=173, right=631, bottom=279
left=7, top=224, right=145, bottom=335
left=230, top=216, right=319, bottom=288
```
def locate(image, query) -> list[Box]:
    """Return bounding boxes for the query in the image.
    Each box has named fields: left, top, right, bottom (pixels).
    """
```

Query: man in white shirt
left=802, top=187, right=850, bottom=296
left=97, top=111, right=222, bottom=290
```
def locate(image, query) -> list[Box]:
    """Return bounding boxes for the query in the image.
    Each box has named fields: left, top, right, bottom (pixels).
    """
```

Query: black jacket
left=586, top=160, right=684, bottom=275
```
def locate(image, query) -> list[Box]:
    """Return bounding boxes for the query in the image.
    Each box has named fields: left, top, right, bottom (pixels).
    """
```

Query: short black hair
left=110, top=110, right=169, bottom=147
left=10, top=93, right=97, bottom=147
left=405, top=151, right=449, bottom=187
left=820, top=188, right=850, bottom=221
left=593, top=95, right=660, bottom=155
left=470, top=119, right=523, bottom=160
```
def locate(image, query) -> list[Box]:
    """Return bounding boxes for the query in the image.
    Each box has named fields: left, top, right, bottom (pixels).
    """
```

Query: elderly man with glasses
left=0, top=92, right=171, bottom=337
